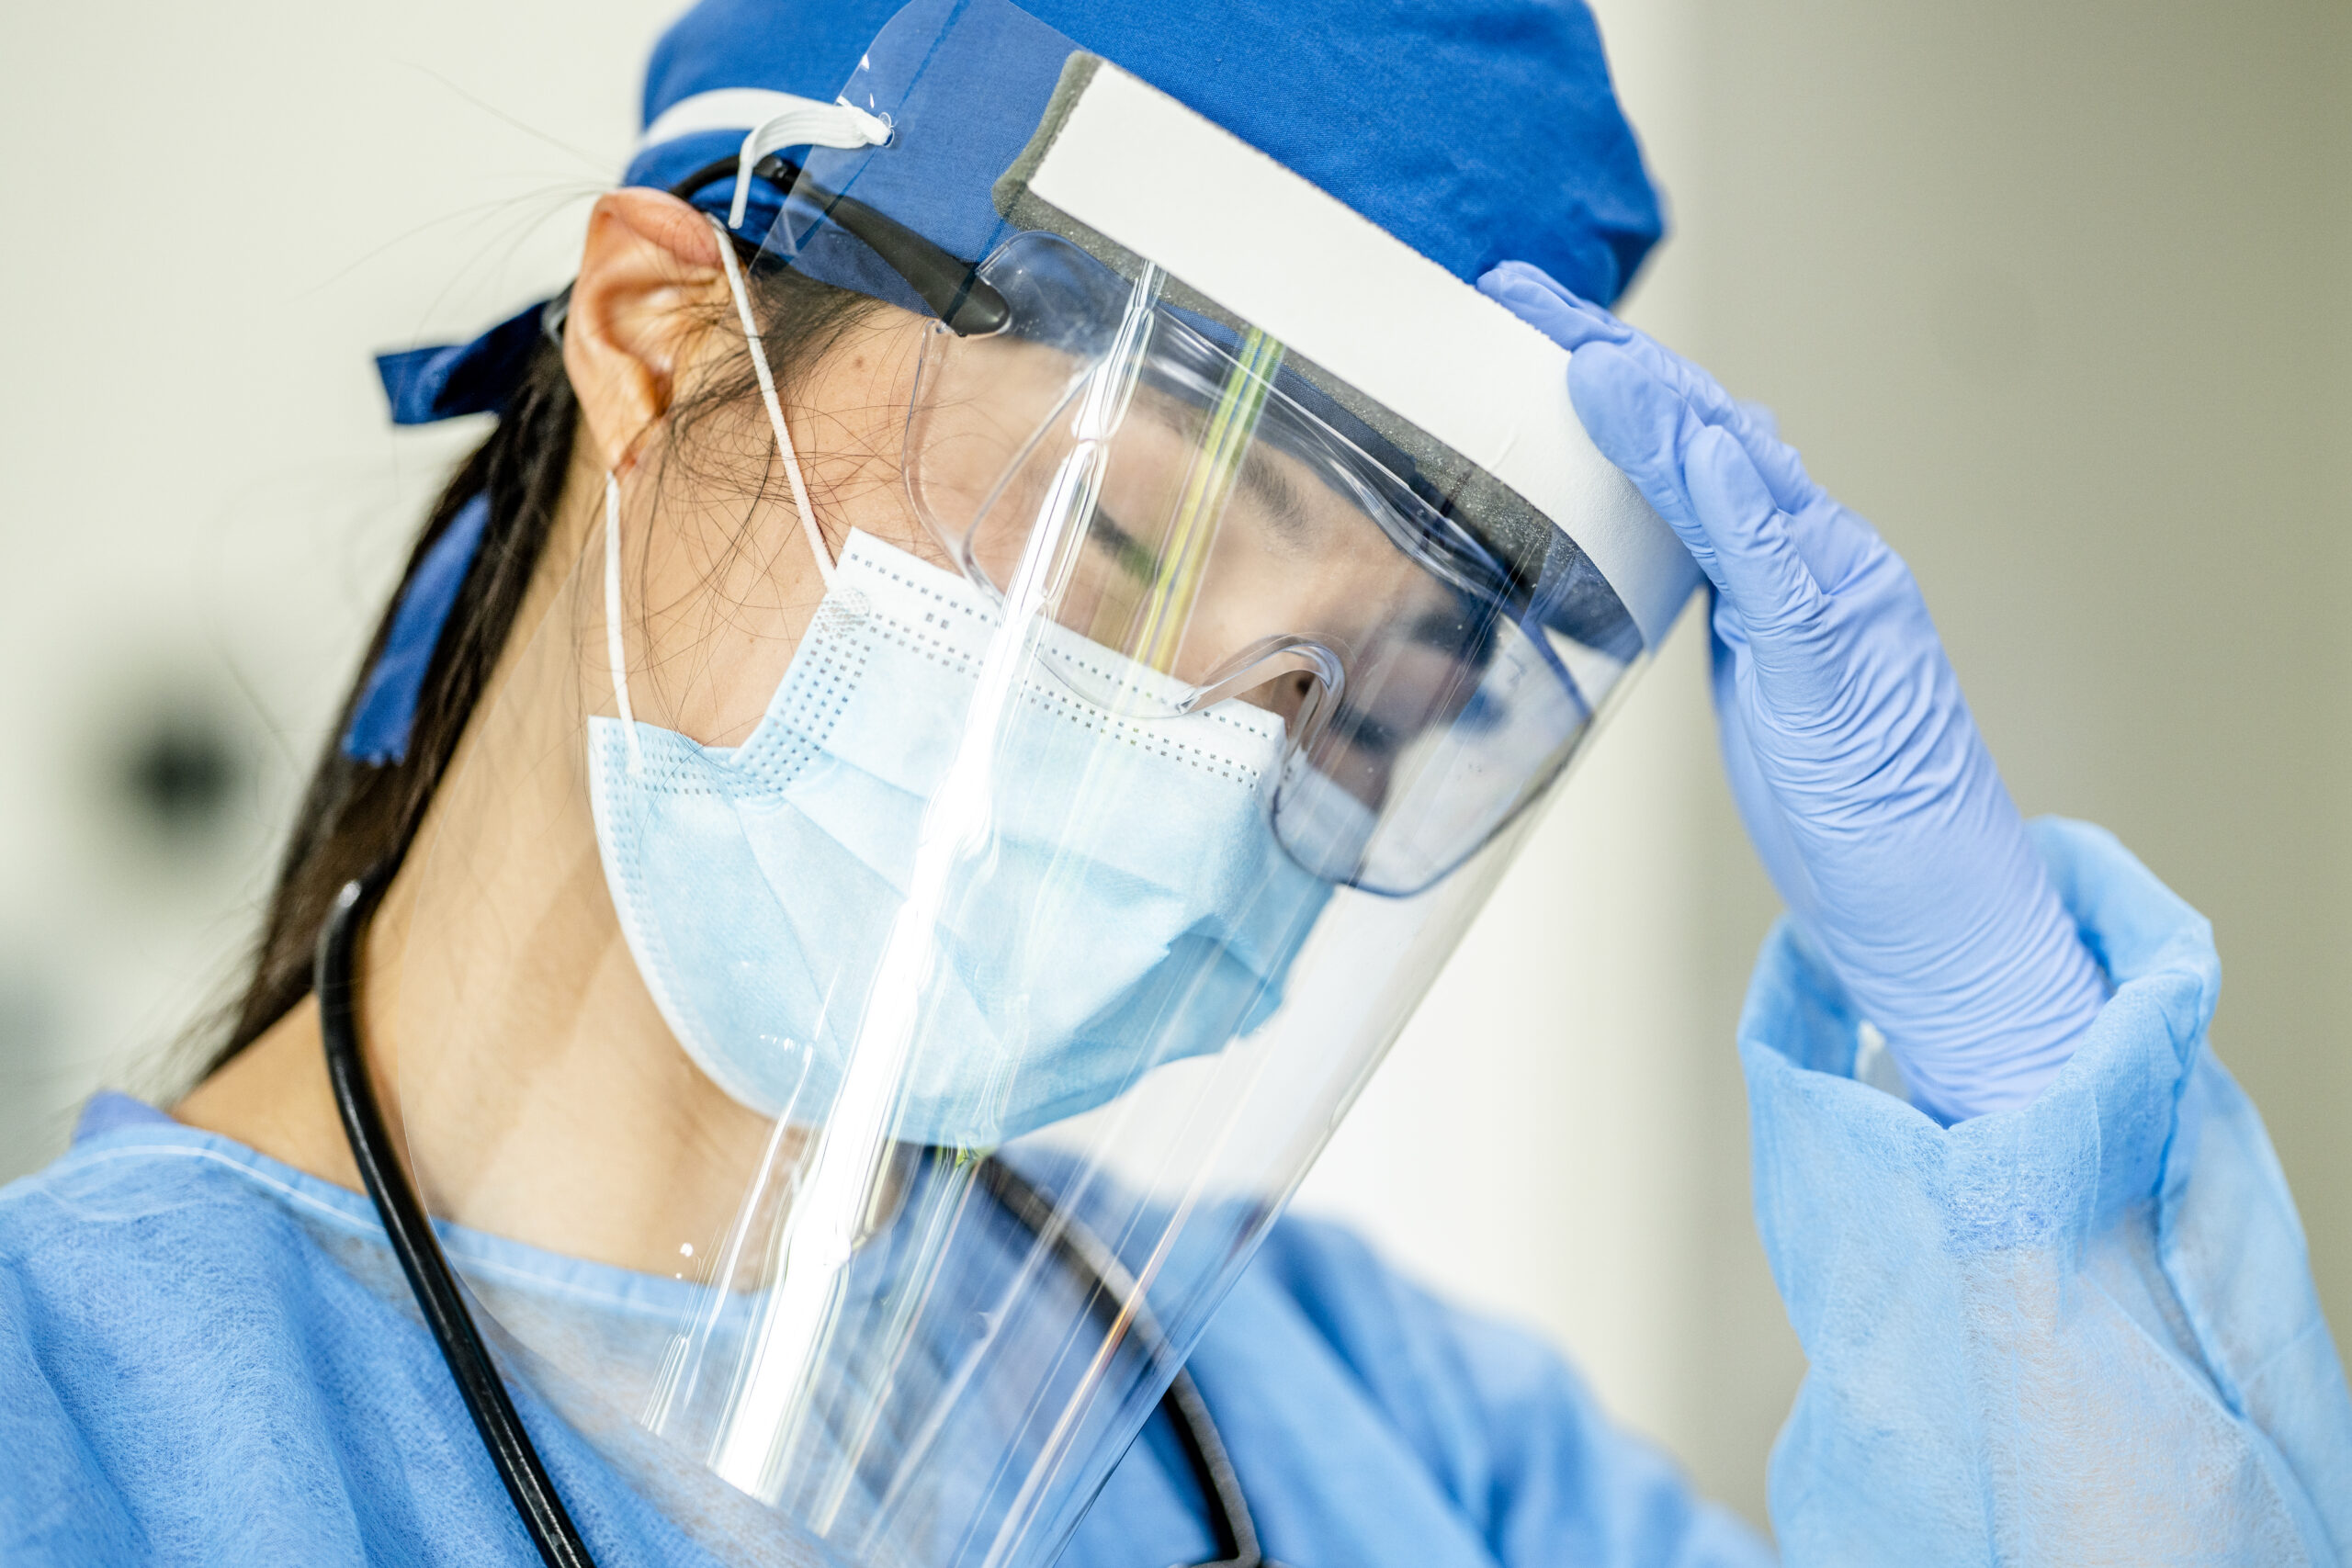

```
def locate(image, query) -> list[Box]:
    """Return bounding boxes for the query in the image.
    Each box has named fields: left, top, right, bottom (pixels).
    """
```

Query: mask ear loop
left=707, top=213, right=835, bottom=592
left=605, top=470, right=645, bottom=775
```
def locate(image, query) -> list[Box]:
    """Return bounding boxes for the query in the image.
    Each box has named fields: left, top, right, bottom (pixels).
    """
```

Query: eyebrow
left=1408, top=606, right=1471, bottom=649
left=1137, top=396, right=1318, bottom=547
left=1233, top=446, right=1316, bottom=546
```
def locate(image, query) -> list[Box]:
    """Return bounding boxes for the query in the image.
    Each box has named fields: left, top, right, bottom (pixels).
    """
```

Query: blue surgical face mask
left=585, top=528, right=1337, bottom=1148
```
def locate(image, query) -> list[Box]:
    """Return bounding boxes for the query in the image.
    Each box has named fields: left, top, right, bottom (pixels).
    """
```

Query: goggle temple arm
left=669, top=155, right=1012, bottom=337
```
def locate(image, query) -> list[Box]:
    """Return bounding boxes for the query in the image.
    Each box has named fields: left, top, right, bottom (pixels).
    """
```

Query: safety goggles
left=696, top=51, right=1690, bottom=895
left=902, top=229, right=1628, bottom=894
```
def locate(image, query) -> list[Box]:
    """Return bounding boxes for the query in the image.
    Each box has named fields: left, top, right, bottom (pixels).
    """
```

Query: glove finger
left=1477, top=262, right=1633, bottom=351
left=1567, top=343, right=1715, bottom=558
left=1783, top=495, right=1889, bottom=600
left=1731, top=417, right=1815, bottom=517
left=1683, top=377, right=1814, bottom=522
left=1566, top=344, right=1814, bottom=625
left=1605, top=345, right=1814, bottom=516
left=1576, top=322, right=1819, bottom=523
left=1493, top=258, right=1851, bottom=594
left=1480, top=261, right=1739, bottom=436
left=1684, top=423, right=1826, bottom=642
left=1479, top=257, right=1822, bottom=510
left=1478, top=258, right=1589, bottom=310
left=1562, top=326, right=1826, bottom=547
left=1733, top=398, right=1781, bottom=441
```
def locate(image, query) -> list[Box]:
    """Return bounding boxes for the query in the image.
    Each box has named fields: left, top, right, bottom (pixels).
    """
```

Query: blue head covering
left=340, top=492, right=492, bottom=763
left=354, top=0, right=1661, bottom=761
left=645, top=0, right=1657, bottom=295
left=377, top=0, right=1660, bottom=425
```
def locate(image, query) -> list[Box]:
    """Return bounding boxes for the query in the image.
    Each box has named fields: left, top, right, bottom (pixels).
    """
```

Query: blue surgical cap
left=378, top=0, right=1662, bottom=427
left=644, top=0, right=1657, bottom=290
left=356, top=0, right=1662, bottom=763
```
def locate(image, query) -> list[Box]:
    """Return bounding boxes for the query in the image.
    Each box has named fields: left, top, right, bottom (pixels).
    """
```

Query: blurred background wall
left=2, top=0, right=2344, bottom=1540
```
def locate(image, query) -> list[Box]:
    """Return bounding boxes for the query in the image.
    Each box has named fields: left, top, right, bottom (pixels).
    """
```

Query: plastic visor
left=905, top=229, right=1643, bottom=895
left=388, top=473, right=1555, bottom=1568
left=382, top=35, right=1697, bottom=1568
left=764, top=51, right=1694, bottom=896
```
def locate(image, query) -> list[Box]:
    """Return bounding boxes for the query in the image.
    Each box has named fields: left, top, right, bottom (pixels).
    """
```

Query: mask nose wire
left=707, top=212, right=836, bottom=592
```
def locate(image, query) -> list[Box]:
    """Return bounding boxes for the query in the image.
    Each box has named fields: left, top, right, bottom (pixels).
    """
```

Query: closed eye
left=1088, top=507, right=1162, bottom=585
left=1327, top=699, right=1404, bottom=758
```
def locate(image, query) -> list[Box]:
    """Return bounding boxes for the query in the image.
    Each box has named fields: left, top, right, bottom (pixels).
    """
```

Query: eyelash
left=1329, top=701, right=1401, bottom=757
left=1091, top=510, right=1162, bottom=584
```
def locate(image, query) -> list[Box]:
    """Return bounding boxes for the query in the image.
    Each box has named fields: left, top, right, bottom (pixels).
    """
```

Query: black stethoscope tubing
left=317, top=874, right=1270, bottom=1568
left=318, top=876, right=597, bottom=1568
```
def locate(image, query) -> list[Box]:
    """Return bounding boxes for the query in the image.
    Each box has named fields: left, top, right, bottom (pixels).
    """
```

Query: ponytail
left=201, top=253, right=878, bottom=1077
left=204, top=339, right=579, bottom=1072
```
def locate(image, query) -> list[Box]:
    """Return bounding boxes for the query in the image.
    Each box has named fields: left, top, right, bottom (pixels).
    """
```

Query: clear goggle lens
left=906, top=233, right=1634, bottom=895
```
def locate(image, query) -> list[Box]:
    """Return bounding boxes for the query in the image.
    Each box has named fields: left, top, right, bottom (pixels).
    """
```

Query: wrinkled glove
left=1480, top=261, right=2107, bottom=1122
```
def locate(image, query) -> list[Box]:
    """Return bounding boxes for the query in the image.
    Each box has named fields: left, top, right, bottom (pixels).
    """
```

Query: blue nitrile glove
left=1479, top=261, right=2109, bottom=1122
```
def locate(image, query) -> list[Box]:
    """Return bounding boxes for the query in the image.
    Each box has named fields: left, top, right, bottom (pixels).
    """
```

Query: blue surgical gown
left=3, top=819, right=2347, bottom=1564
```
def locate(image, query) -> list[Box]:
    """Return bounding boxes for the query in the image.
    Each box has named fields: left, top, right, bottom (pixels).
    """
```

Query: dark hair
left=200, top=251, right=881, bottom=1078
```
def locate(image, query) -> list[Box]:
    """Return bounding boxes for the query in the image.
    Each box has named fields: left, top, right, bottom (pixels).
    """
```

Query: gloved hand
left=1479, top=261, right=2108, bottom=1122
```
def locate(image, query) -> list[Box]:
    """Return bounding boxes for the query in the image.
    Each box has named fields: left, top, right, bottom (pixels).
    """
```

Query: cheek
left=625, top=491, right=830, bottom=749
left=606, top=311, right=943, bottom=748
left=800, top=419, right=939, bottom=566
left=1184, top=538, right=1429, bottom=669
left=800, top=323, right=948, bottom=569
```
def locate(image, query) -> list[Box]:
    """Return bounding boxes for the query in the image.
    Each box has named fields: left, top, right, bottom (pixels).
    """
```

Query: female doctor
left=4, top=0, right=2347, bottom=1563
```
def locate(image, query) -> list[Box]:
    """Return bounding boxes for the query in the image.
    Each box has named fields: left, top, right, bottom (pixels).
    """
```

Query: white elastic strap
left=605, top=471, right=644, bottom=773
left=727, top=96, right=892, bottom=231
left=639, top=89, right=808, bottom=151
left=707, top=213, right=835, bottom=591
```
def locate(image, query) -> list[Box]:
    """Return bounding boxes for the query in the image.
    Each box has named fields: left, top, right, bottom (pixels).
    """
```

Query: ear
left=564, top=188, right=729, bottom=474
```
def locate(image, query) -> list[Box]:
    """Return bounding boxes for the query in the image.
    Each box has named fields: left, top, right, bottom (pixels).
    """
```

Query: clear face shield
left=379, top=39, right=1695, bottom=1568
left=905, top=230, right=1642, bottom=897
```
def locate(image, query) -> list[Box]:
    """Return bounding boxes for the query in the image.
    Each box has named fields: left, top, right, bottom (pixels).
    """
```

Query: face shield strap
left=715, top=96, right=894, bottom=232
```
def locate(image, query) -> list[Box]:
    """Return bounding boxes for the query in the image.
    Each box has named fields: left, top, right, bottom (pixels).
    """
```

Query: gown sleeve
left=1742, top=817, right=2352, bottom=1564
left=1242, top=1217, right=1778, bottom=1568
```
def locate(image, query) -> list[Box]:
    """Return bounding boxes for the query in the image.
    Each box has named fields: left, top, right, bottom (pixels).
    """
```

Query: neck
left=176, top=459, right=774, bottom=1275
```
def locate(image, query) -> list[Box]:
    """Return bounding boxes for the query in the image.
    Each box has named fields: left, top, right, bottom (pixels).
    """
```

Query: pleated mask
left=586, top=528, right=1337, bottom=1146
